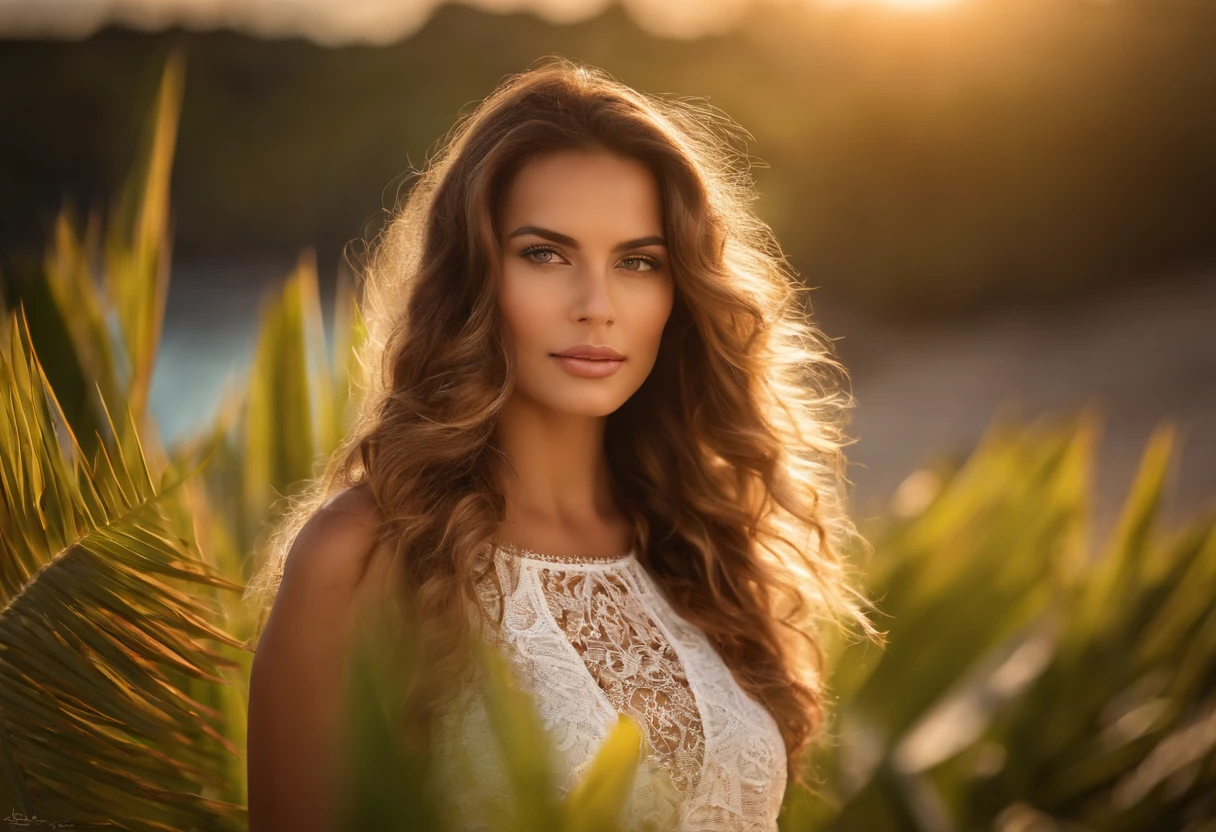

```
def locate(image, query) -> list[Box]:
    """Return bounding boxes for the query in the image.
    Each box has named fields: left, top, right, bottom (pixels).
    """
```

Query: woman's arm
left=246, top=485, right=384, bottom=832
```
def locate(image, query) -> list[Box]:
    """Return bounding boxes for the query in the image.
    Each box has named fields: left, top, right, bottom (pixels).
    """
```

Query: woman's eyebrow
left=507, top=225, right=666, bottom=252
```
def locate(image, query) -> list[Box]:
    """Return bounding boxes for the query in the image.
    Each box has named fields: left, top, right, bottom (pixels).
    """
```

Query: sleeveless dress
left=426, top=541, right=788, bottom=831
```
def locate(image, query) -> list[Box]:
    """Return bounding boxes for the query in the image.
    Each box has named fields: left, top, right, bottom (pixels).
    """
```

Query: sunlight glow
left=877, top=0, right=963, bottom=9
left=0, top=0, right=975, bottom=44
left=825, top=0, right=965, bottom=10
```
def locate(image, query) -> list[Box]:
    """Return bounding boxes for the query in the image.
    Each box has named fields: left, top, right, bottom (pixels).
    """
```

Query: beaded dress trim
left=495, top=539, right=638, bottom=566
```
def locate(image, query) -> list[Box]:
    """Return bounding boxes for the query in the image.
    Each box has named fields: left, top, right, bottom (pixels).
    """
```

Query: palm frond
left=797, top=406, right=1216, bottom=830
left=103, top=48, right=182, bottom=428
left=0, top=306, right=247, bottom=831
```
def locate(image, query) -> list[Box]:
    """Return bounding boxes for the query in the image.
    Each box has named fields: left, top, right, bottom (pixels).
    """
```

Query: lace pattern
left=537, top=566, right=706, bottom=794
left=428, top=543, right=787, bottom=831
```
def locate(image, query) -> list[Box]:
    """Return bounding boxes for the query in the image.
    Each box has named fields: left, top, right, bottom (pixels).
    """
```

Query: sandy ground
left=151, top=260, right=1215, bottom=550
left=814, top=270, right=1216, bottom=548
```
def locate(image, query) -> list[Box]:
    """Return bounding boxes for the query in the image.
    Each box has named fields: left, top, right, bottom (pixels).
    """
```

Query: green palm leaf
left=102, top=47, right=182, bottom=430
left=563, top=714, right=650, bottom=832
left=0, top=306, right=248, bottom=831
left=796, top=408, right=1216, bottom=830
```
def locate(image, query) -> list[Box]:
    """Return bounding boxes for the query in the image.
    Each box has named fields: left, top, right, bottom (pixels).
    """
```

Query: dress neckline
left=496, top=539, right=637, bottom=567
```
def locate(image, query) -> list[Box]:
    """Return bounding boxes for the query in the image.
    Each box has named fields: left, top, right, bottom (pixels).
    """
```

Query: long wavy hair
left=245, top=54, right=881, bottom=792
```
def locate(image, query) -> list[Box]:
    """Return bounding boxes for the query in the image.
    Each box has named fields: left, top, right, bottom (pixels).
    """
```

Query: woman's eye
left=520, top=246, right=660, bottom=272
left=622, top=256, right=659, bottom=272
left=522, top=245, right=562, bottom=265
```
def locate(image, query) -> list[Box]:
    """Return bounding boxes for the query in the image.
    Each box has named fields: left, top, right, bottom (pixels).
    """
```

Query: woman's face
left=496, top=149, right=674, bottom=417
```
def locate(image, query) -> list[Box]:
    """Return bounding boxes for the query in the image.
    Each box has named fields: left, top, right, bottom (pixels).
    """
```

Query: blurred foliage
left=0, top=52, right=248, bottom=825
left=3, top=0, right=1216, bottom=318
left=341, top=598, right=657, bottom=832
left=792, top=414, right=1216, bottom=830
left=2, top=45, right=1215, bottom=832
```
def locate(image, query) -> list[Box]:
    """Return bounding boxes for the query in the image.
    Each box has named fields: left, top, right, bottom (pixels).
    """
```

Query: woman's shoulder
left=286, top=483, right=390, bottom=593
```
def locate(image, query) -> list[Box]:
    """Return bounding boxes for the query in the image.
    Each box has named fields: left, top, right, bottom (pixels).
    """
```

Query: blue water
left=148, top=257, right=337, bottom=442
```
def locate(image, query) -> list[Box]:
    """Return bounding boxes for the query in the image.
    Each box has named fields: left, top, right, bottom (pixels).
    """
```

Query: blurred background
left=1, top=0, right=1213, bottom=542
left=4, top=3, right=1216, bottom=829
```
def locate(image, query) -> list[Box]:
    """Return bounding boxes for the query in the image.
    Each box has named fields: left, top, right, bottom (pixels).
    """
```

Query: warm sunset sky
left=0, top=0, right=965, bottom=44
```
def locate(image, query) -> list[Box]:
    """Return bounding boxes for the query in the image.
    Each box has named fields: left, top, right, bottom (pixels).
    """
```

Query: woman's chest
left=448, top=552, right=788, bottom=831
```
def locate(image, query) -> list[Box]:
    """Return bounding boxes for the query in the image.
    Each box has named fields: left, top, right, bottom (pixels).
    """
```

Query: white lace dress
left=427, top=542, right=788, bottom=831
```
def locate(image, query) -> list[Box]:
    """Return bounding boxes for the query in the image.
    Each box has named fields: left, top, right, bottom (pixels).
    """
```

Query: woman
left=246, top=56, right=879, bottom=832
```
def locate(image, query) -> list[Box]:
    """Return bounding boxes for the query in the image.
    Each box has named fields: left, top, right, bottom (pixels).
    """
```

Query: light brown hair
left=246, top=54, right=881, bottom=792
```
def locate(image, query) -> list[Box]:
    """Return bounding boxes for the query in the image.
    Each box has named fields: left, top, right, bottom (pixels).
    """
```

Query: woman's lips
left=551, top=355, right=625, bottom=378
